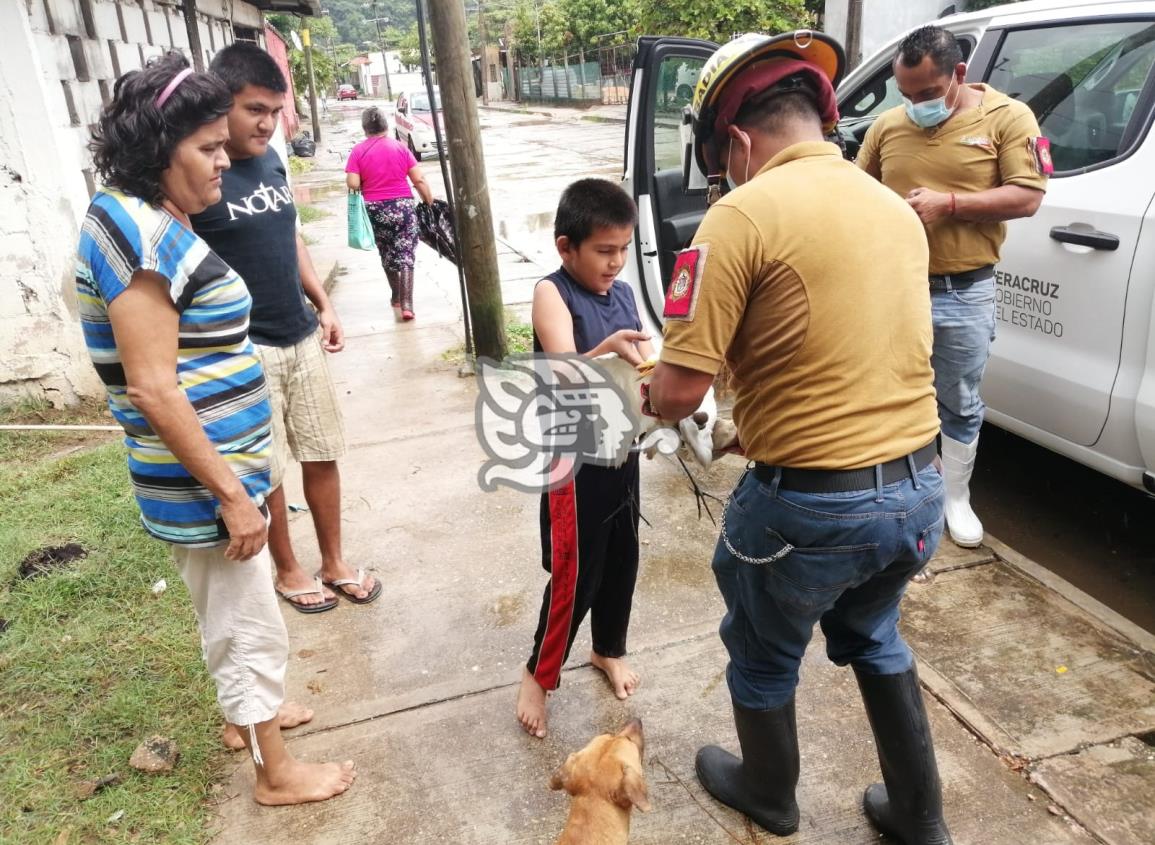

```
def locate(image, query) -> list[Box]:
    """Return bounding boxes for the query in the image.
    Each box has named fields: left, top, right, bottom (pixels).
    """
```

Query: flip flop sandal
left=275, top=577, right=339, bottom=614
left=320, top=568, right=382, bottom=605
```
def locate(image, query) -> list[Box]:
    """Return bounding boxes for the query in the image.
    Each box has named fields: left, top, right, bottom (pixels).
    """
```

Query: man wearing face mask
left=647, top=32, right=954, bottom=844
left=857, top=25, right=1048, bottom=551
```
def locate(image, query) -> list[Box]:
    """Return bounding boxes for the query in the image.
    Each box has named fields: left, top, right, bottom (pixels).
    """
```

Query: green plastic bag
left=347, top=191, right=374, bottom=250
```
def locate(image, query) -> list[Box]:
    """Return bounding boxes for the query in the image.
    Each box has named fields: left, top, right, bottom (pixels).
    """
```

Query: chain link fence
left=510, top=42, right=636, bottom=105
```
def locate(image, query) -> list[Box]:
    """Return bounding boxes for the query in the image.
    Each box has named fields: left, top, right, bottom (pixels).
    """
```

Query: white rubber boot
left=941, top=435, right=983, bottom=548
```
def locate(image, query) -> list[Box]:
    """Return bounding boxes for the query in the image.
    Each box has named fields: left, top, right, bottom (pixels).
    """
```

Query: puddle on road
left=498, top=211, right=554, bottom=241
left=293, top=183, right=346, bottom=204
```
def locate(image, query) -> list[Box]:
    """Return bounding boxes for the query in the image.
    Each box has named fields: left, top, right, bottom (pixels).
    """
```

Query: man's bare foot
left=591, top=651, right=639, bottom=700
left=274, top=565, right=336, bottom=609
left=253, top=758, right=357, bottom=806
left=222, top=702, right=315, bottom=750
left=319, top=561, right=378, bottom=601
left=516, top=667, right=549, bottom=739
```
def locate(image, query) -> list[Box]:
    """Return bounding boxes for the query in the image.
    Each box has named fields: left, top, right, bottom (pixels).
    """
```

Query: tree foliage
left=635, top=0, right=815, bottom=44
left=505, top=0, right=816, bottom=61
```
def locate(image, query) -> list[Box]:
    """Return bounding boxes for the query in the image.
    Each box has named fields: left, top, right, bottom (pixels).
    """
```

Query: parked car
left=621, top=0, right=1155, bottom=492
left=337, top=83, right=358, bottom=101
left=394, top=89, right=446, bottom=160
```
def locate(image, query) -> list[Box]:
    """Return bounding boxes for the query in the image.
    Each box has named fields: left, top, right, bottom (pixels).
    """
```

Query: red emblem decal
left=1032, top=136, right=1054, bottom=176
left=663, top=246, right=707, bottom=321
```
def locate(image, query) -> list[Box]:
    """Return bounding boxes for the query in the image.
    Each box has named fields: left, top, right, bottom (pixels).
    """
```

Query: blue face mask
left=903, top=75, right=958, bottom=129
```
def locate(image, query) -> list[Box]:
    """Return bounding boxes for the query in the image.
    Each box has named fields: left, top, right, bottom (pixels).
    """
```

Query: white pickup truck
left=620, top=0, right=1155, bottom=493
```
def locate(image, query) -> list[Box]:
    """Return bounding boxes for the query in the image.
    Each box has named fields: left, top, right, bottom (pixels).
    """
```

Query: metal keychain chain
left=719, top=497, right=795, bottom=565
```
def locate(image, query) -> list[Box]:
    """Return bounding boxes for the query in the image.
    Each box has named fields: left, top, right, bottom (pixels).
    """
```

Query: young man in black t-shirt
left=193, top=46, right=381, bottom=640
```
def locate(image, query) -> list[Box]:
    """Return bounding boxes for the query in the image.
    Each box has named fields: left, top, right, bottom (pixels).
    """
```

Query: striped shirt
left=76, top=189, right=272, bottom=546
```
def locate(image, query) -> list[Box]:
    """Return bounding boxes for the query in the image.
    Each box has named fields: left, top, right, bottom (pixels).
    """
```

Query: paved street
left=206, top=101, right=1155, bottom=844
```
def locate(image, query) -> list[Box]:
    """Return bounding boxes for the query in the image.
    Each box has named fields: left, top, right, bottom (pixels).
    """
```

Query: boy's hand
left=319, top=308, right=345, bottom=353
left=604, top=330, right=651, bottom=366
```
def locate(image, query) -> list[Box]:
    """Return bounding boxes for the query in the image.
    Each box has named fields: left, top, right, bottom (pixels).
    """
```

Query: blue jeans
left=713, top=462, right=945, bottom=711
left=931, top=275, right=996, bottom=443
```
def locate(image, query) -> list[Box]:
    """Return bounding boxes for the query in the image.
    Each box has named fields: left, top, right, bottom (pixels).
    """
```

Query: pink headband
left=156, top=68, right=193, bottom=109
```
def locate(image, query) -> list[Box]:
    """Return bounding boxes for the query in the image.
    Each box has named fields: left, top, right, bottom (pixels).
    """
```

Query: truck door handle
left=1049, top=226, right=1119, bottom=251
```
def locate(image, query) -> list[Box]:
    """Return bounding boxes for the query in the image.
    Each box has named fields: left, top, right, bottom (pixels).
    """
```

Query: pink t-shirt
left=345, top=136, right=418, bottom=202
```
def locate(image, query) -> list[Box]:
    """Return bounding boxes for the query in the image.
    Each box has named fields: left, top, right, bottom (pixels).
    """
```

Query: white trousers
left=171, top=544, right=287, bottom=738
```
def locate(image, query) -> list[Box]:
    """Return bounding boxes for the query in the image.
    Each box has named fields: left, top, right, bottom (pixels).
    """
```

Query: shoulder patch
left=1028, top=136, right=1054, bottom=175
left=663, top=245, right=708, bottom=321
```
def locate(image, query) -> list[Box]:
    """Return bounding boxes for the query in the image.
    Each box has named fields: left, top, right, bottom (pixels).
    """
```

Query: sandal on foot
left=275, top=577, right=339, bottom=614
left=320, top=568, right=382, bottom=605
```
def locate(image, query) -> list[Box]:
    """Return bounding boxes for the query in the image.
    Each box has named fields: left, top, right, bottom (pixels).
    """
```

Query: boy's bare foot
left=253, top=758, right=357, bottom=806
left=516, top=667, right=549, bottom=739
left=222, top=702, right=315, bottom=750
left=591, top=651, right=639, bottom=700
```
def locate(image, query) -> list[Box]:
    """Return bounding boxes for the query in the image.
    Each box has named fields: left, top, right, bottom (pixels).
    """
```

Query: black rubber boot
left=385, top=270, right=400, bottom=307
left=856, top=667, right=953, bottom=845
left=399, top=268, right=415, bottom=320
left=695, top=697, right=800, bottom=836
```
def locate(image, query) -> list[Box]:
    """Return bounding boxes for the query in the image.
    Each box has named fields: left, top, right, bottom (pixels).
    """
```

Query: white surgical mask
left=903, top=74, right=959, bottom=129
left=725, top=131, right=751, bottom=191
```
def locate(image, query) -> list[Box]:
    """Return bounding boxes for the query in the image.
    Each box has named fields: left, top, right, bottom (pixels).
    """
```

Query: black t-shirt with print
left=191, top=148, right=317, bottom=347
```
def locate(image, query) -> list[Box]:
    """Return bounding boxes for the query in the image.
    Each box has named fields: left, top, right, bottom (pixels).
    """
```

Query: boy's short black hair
left=89, top=52, right=233, bottom=206
left=554, top=178, right=637, bottom=247
left=895, top=25, right=964, bottom=77
left=209, top=42, right=288, bottom=94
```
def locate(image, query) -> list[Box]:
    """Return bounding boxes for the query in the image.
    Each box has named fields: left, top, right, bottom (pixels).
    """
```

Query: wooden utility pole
left=846, top=0, right=865, bottom=70
left=478, top=0, right=489, bottom=105
left=181, top=1, right=204, bottom=71
left=302, top=27, right=322, bottom=143
left=427, top=0, right=506, bottom=361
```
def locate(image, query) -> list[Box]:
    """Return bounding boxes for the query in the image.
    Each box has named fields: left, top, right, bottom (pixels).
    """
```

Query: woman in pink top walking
left=345, top=107, right=434, bottom=320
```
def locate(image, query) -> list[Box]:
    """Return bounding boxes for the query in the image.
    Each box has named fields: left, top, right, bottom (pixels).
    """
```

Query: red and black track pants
left=526, top=453, right=640, bottom=691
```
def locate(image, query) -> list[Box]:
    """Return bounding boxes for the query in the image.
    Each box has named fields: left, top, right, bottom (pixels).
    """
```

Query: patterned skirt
left=364, top=197, right=419, bottom=273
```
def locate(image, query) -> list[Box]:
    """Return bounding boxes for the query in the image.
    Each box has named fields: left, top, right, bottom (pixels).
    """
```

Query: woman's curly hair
left=89, top=52, right=233, bottom=206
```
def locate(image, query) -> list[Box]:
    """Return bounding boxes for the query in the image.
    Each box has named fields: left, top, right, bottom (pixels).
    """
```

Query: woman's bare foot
left=253, top=758, right=357, bottom=806
left=591, top=652, right=639, bottom=700
left=222, top=702, right=315, bottom=750
left=516, top=667, right=549, bottom=739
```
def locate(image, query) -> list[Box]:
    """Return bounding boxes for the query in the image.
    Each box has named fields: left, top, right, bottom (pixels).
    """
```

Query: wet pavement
left=208, top=102, right=1155, bottom=844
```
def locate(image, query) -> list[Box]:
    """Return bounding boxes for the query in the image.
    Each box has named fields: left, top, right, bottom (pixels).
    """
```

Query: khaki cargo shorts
left=256, top=328, right=347, bottom=489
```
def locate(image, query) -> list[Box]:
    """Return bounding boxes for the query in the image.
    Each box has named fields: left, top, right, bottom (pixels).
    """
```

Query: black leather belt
left=929, top=264, right=995, bottom=290
left=752, top=441, right=938, bottom=494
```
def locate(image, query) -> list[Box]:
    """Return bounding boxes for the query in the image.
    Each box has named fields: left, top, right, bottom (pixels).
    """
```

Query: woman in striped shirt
left=77, top=52, right=355, bottom=806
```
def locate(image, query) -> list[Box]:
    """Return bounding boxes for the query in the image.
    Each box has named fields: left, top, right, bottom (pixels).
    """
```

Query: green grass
left=0, top=397, right=116, bottom=466
left=442, top=310, right=534, bottom=364
left=505, top=314, right=534, bottom=355
left=287, top=156, right=314, bottom=177
left=297, top=204, right=329, bottom=225
left=0, top=437, right=224, bottom=844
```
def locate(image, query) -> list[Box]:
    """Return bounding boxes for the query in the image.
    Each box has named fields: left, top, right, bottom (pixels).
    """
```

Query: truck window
left=986, top=21, right=1155, bottom=173
left=654, top=55, right=705, bottom=172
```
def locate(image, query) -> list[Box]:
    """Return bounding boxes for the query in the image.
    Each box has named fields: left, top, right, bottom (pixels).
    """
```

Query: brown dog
left=549, top=719, right=651, bottom=844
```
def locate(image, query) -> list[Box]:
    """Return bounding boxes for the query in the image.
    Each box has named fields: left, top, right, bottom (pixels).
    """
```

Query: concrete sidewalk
left=217, top=144, right=1155, bottom=845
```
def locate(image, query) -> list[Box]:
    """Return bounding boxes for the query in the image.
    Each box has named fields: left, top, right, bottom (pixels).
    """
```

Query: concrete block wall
left=1, top=0, right=267, bottom=407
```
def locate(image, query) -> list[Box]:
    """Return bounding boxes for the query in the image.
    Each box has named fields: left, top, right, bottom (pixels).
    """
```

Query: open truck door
left=622, top=36, right=717, bottom=336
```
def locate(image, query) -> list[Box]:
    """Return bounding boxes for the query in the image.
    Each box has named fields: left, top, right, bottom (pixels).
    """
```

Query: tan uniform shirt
left=857, top=84, right=1048, bottom=274
left=661, top=141, right=939, bottom=469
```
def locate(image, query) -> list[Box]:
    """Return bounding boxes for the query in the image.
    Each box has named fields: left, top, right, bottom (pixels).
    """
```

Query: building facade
left=1, top=0, right=314, bottom=407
